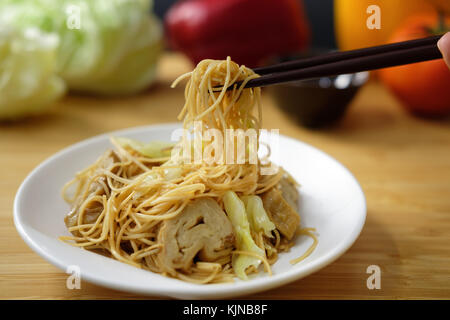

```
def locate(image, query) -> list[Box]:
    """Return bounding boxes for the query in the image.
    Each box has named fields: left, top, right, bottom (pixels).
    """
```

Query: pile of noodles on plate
left=60, top=57, right=317, bottom=284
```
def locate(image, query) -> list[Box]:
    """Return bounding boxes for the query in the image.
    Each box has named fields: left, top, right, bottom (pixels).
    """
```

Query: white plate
left=14, top=123, right=366, bottom=299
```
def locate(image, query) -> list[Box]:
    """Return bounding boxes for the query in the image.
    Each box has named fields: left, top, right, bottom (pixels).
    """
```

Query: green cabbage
left=0, top=25, right=65, bottom=119
left=115, top=137, right=174, bottom=158
left=116, top=137, right=183, bottom=180
left=241, top=195, right=276, bottom=238
left=223, top=191, right=265, bottom=280
left=0, top=0, right=162, bottom=95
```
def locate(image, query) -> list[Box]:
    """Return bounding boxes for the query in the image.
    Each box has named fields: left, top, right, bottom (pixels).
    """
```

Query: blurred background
left=155, top=0, right=337, bottom=49
left=1, top=0, right=449, bottom=125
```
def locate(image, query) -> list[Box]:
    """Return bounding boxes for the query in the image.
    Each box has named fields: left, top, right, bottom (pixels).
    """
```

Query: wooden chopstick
left=253, top=35, right=442, bottom=75
left=222, top=35, right=443, bottom=90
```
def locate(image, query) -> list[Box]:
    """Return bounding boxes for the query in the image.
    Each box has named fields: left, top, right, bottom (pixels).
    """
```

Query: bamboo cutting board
left=1, top=53, right=449, bottom=299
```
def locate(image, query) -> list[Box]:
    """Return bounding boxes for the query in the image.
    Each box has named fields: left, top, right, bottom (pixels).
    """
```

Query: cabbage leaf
left=115, top=137, right=174, bottom=159
left=241, top=195, right=276, bottom=238
left=0, top=0, right=162, bottom=95
left=223, top=191, right=265, bottom=280
left=0, top=25, right=65, bottom=119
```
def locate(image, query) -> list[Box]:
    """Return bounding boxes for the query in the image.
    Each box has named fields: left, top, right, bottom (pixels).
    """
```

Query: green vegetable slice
left=241, top=195, right=276, bottom=238
left=115, top=137, right=174, bottom=159
left=223, top=191, right=266, bottom=280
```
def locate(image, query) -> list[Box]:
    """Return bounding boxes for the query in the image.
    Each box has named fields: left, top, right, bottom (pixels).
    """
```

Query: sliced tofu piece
left=261, top=177, right=300, bottom=240
left=157, top=198, right=235, bottom=275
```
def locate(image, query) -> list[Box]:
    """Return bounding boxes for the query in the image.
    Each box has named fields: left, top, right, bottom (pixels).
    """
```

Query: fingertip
left=438, top=32, right=450, bottom=67
left=437, top=32, right=450, bottom=53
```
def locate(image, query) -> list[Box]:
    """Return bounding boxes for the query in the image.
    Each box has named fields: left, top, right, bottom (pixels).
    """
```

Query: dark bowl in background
left=268, top=51, right=369, bottom=129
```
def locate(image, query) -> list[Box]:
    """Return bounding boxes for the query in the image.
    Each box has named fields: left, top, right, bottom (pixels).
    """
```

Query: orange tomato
left=378, top=13, right=450, bottom=116
left=334, top=0, right=450, bottom=50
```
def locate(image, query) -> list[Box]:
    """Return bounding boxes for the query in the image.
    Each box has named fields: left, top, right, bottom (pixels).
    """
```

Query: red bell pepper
left=165, top=0, right=310, bottom=67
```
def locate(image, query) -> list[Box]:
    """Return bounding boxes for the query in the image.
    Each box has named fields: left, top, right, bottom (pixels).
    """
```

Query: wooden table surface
left=1, top=53, right=449, bottom=300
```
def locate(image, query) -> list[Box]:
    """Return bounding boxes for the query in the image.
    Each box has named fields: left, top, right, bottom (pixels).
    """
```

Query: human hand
left=437, top=32, right=450, bottom=69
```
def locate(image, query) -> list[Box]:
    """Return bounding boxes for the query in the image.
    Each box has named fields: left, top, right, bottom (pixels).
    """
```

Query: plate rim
left=14, top=122, right=367, bottom=299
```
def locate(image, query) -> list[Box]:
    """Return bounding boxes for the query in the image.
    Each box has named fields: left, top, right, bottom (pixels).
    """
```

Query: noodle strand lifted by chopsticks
left=60, top=57, right=316, bottom=283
